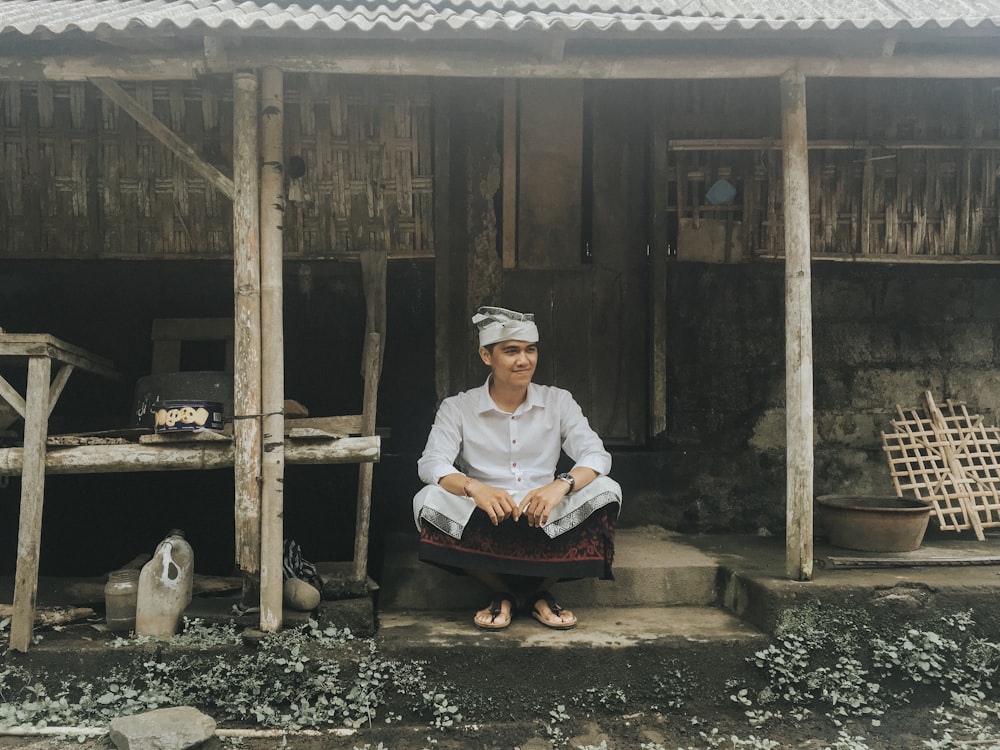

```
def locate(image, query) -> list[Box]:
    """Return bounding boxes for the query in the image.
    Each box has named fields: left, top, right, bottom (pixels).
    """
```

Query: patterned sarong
left=418, top=506, right=616, bottom=581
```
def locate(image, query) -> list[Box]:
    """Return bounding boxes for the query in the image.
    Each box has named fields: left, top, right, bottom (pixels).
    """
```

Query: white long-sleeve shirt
left=417, top=377, right=612, bottom=491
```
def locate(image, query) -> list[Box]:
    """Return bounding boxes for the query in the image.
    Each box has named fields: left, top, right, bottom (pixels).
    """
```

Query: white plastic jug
left=135, top=530, right=194, bottom=639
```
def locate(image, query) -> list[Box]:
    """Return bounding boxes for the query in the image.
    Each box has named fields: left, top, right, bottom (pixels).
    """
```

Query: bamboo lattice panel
left=882, top=391, right=1000, bottom=541
left=0, top=75, right=433, bottom=259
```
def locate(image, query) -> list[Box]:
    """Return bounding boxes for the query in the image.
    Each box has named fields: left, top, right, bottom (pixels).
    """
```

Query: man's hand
left=517, top=481, right=571, bottom=528
left=465, top=479, right=520, bottom=525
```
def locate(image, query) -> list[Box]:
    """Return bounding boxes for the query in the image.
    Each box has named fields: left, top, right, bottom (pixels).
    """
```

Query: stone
left=520, top=738, right=553, bottom=750
left=567, top=721, right=610, bottom=749
left=283, top=577, right=321, bottom=611
left=109, top=706, right=215, bottom=750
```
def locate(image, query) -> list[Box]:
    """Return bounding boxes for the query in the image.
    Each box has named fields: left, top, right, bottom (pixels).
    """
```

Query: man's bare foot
left=528, top=591, right=577, bottom=629
left=474, top=592, right=515, bottom=630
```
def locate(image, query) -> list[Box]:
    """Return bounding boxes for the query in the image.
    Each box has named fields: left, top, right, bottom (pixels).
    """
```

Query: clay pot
left=817, top=495, right=932, bottom=552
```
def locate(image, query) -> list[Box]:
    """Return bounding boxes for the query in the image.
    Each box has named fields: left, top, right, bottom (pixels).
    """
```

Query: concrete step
left=375, top=606, right=767, bottom=721
left=378, top=605, right=762, bottom=647
left=378, top=526, right=721, bottom=611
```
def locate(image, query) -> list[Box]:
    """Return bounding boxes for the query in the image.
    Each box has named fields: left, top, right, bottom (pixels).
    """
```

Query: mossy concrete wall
left=614, top=261, right=1000, bottom=535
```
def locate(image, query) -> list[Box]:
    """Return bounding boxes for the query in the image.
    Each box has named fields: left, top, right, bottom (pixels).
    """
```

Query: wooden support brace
left=46, top=364, right=74, bottom=418
left=0, top=373, right=26, bottom=418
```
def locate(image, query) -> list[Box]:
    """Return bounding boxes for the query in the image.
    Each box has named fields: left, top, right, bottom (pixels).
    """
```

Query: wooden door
left=504, top=81, right=649, bottom=445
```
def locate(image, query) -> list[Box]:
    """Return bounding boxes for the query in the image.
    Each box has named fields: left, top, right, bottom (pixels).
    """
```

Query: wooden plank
left=824, top=555, right=1000, bottom=569
left=139, top=430, right=231, bottom=444
left=0, top=605, right=95, bottom=627
left=780, top=70, right=815, bottom=582
left=259, top=67, right=285, bottom=634
left=287, top=427, right=346, bottom=440
left=517, top=79, right=583, bottom=270
left=588, top=80, right=648, bottom=444
left=89, top=78, right=234, bottom=199
left=0, top=334, right=117, bottom=378
left=232, top=70, right=262, bottom=579
left=47, top=435, right=127, bottom=446
left=0, top=436, right=379, bottom=474
left=286, top=415, right=363, bottom=435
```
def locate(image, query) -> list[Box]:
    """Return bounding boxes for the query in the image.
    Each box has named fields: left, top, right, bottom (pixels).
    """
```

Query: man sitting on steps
left=412, top=305, right=622, bottom=631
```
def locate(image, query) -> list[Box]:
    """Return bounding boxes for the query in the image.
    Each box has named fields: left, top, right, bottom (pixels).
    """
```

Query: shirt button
left=517, top=477, right=522, bottom=482
left=512, top=462, right=517, bottom=468
left=512, top=439, right=517, bottom=444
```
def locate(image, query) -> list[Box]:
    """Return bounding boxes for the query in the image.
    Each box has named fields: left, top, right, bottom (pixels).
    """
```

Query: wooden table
left=0, top=334, right=118, bottom=651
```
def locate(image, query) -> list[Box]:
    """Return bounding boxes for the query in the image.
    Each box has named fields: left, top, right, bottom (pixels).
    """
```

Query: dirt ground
left=1, top=703, right=993, bottom=750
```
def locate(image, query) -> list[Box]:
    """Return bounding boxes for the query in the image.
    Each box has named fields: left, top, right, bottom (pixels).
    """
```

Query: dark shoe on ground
left=527, top=590, right=577, bottom=630
left=474, top=592, right=515, bottom=630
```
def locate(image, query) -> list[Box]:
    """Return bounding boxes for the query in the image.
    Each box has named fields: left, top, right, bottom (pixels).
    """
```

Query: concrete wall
left=616, top=260, right=1000, bottom=535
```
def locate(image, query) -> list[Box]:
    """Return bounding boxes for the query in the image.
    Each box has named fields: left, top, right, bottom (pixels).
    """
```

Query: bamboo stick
left=232, top=69, right=263, bottom=581
left=780, top=70, right=814, bottom=583
left=259, top=66, right=285, bottom=633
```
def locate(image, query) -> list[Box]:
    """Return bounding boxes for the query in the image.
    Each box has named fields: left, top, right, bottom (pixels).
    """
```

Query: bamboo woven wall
left=0, top=74, right=433, bottom=259
left=661, top=78, right=1000, bottom=259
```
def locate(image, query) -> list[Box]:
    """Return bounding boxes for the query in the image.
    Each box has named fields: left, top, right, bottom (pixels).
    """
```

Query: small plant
left=545, top=703, right=571, bottom=744
left=0, top=617, right=464, bottom=732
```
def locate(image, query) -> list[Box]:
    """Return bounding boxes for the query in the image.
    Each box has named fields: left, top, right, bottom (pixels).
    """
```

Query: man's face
left=480, top=340, right=538, bottom=389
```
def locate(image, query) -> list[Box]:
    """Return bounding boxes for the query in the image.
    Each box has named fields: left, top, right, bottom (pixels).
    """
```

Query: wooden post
left=232, top=70, right=262, bottom=594
left=9, top=356, right=51, bottom=651
left=259, top=66, right=285, bottom=631
left=353, top=332, right=382, bottom=583
left=780, top=70, right=814, bottom=582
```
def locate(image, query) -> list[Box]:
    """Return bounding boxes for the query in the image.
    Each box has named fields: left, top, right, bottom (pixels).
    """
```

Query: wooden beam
left=0, top=55, right=204, bottom=81
left=232, top=69, right=262, bottom=578
left=223, top=50, right=1000, bottom=80
left=0, top=436, right=380, bottom=474
left=668, top=138, right=1000, bottom=151
left=7, top=51, right=1000, bottom=82
left=259, top=66, right=285, bottom=634
left=502, top=78, right=518, bottom=270
left=88, top=77, right=235, bottom=199
left=780, top=70, right=814, bottom=583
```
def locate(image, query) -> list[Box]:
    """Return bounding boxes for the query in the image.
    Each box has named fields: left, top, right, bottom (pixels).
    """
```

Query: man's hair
left=481, top=341, right=538, bottom=354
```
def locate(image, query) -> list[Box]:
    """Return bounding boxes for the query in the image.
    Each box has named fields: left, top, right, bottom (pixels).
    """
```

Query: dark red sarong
left=419, top=506, right=615, bottom=581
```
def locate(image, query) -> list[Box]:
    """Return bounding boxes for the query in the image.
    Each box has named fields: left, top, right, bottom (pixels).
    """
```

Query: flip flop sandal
left=475, top=592, right=515, bottom=630
left=528, top=590, right=578, bottom=630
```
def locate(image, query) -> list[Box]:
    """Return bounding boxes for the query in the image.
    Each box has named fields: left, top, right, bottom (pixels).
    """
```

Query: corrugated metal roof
left=2, top=0, right=1000, bottom=37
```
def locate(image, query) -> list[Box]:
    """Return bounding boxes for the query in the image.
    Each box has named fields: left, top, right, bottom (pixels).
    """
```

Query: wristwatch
left=556, top=472, right=575, bottom=493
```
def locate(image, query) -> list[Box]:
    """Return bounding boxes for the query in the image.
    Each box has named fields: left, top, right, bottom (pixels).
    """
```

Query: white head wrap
left=472, top=306, right=539, bottom=347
